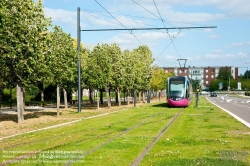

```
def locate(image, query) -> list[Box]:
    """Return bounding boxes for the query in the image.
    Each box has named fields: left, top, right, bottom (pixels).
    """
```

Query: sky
left=40, top=0, right=250, bottom=75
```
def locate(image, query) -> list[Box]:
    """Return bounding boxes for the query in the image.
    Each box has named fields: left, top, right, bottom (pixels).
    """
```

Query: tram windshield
left=169, top=80, right=185, bottom=98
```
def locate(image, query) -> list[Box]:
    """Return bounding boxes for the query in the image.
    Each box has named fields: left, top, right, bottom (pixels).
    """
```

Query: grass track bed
left=140, top=97, right=250, bottom=166
left=1, top=105, right=179, bottom=165
left=1, top=97, right=250, bottom=165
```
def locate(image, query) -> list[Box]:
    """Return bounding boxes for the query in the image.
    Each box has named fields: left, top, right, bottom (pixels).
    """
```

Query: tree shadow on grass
left=0, top=110, right=58, bottom=123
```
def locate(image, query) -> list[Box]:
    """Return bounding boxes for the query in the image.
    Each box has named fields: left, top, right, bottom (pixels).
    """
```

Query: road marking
left=206, top=98, right=250, bottom=129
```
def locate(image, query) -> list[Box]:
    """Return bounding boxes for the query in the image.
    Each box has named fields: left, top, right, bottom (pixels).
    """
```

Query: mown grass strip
left=140, top=96, right=250, bottom=166
left=0, top=104, right=178, bottom=165
left=1, top=97, right=250, bottom=166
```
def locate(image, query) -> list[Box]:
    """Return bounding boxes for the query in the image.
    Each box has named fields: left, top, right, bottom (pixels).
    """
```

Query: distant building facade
left=163, top=66, right=238, bottom=89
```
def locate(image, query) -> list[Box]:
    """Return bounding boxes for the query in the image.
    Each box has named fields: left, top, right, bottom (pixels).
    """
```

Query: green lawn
left=1, top=96, right=250, bottom=166
left=140, top=97, right=250, bottom=166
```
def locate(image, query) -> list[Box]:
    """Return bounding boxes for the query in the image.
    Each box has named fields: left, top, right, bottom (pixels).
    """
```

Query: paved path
left=206, top=94, right=250, bottom=128
left=0, top=106, right=57, bottom=115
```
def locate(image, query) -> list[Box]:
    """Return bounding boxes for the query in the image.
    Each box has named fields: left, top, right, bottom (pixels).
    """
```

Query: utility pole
left=77, top=7, right=81, bottom=112
left=177, top=59, right=187, bottom=74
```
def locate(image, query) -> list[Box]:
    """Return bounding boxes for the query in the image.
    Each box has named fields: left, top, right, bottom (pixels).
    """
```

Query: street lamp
left=244, top=62, right=249, bottom=92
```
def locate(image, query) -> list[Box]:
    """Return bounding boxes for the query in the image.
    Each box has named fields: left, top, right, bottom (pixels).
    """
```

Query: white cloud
left=105, top=31, right=185, bottom=50
left=187, top=55, right=202, bottom=61
left=44, top=8, right=81, bottom=28
left=209, top=34, right=219, bottom=39
left=205, top=52, right=248, bottom=59
left=165, top=55, right=178, bottom=60
left=228, top=41, right=250, bottom=48
left=45, top=8, right=73, bottom=22
left=165, top=11, right=224, bottom=23
left=138, top=0, right=250, bottom=17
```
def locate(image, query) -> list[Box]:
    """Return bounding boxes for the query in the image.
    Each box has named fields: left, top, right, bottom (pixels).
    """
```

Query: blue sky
left=40, top=0, right=250, bottom=75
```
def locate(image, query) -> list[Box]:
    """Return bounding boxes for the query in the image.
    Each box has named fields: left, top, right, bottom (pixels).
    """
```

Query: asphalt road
left=206, top=94, right=250, bottom=128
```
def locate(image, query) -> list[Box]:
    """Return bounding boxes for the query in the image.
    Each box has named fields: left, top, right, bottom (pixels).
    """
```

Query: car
left=210, top=92, right=217, bottom=97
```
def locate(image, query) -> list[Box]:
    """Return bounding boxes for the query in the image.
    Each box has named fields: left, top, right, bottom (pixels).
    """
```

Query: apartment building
left=163, top=66, right=238, bottom=89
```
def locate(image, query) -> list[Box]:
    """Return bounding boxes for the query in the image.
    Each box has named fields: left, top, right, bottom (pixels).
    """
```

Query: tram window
left=169, top=80, right=185, bottom=97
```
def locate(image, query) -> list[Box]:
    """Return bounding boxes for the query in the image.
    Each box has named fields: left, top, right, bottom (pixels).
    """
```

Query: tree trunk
left=63, top=88, right=68, bottom=108
left=123, top=90, right=126, bottom=102
left=115, top=91, right=118, bottom=103
left=138, top=91, right=141, bottom=103
left=96, top=89, right=99, bottom=110
left=9, top=87, right=12, bottom=108
left=100, top=89, right=103, bottom=104
left=56, top=85, right=60, bottom=117
left=16, top=84, right=24, bottom=123
left=41, top=90, right=45, bottom=107
left=89, top=89, right=93, bottom=105
left=142, top=90, right=145, bottom=103
left=38, top=82, right=45, bottom=107
left=117, top=88, right=121, bottom=106
left=127, top=89, right=130, bottom=105
left=105, top=86, right=111, bottom=108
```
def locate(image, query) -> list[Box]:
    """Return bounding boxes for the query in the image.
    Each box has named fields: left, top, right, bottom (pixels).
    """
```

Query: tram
left=167, top=76, right=192, bottom=107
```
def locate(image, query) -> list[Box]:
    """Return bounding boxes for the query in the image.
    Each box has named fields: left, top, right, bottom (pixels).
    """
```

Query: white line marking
left=206, top=98, right=250, bottom=129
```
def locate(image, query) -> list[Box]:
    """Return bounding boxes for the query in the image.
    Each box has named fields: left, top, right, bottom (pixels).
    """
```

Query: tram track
left=65, top=111, right=167, bottom=165
left=131, top=107, right=185, bottom=166
left=66, top=107, right=184, bottom=166
left=1, top=107, right=170, bottom=165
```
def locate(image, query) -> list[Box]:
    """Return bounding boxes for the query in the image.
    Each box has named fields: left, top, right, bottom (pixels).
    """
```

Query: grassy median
left=140, top=96, right=250, bottom=166
left=1, top=96, right=250, bottom=166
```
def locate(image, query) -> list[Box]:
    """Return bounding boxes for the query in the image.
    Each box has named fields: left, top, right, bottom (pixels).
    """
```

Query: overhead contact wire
left=153, top=0, right=182, bottom=59
left=95, top=0, right=144, bottom=45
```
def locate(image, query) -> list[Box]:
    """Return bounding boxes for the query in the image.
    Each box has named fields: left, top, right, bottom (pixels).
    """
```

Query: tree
left=0, top=0, right=51, bottom=123
left=132, top=45, right=154, bottom=102
left=31, top=32, right=53, bottom=107
left=49, top=26, right=77, bottom=115
left=243, top=70, right=250, bottom=79
left=122, top=50, right=137, bottom=105
left=109, top=44, right=123, bottom=106
left=217, top=67, right=233, bottom=80
left=151, top=67, right=175, bottom=91
left=86, top=43, right=113, bottom=108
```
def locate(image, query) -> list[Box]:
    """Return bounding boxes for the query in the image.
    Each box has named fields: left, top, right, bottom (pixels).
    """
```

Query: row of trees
left=83, top=44, right=155, bottom=107
left=0, top=0, right=172, bottom=123
left=209, top=67, right=249, bottom=91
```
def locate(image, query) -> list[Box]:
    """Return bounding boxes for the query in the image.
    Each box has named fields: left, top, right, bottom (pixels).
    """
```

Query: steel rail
left=65, top=110, right=167, bottom=166
left=130, top=107, right=185, bottom=166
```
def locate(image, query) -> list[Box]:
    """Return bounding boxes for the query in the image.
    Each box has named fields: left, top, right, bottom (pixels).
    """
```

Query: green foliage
left=150, top=67, right=174, bottom=90
left=0, top=0, right=156, bottom=109
left=0, top=0, right=51, bottom=87
left=217, top=67, right=233, bottom=81
left=132, top=45, right=154, bottom=90
left=84, top=44, right=154, bottom=91
left=50, top=26, right=77, bottom=88
left=243, top=70, right=250, bottom=79
left=190, top=79, right=200, bottom=90
left=210, top=78, right=239, bottom=91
